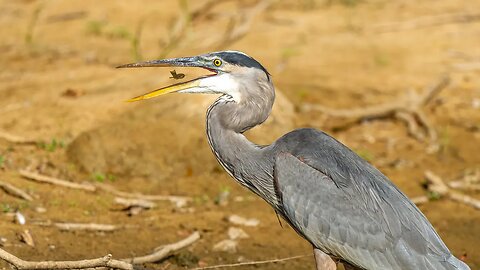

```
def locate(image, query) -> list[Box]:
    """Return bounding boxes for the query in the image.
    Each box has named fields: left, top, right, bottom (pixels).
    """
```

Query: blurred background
left=0, top=0, right=479, bottom=269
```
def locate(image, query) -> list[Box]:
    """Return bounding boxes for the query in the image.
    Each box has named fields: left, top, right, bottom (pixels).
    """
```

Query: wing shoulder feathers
left=273, top=128, right=460, bottom=269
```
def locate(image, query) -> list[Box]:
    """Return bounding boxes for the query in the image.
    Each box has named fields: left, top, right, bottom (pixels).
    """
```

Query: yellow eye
left=213, top=59, right=222, bottom=67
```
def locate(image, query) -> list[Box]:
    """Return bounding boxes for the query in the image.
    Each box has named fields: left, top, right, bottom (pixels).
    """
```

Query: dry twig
left=97, top=183, right=190, bottom=208
left=46, top=11, right=87, bottom=23
left=448, top=181, right=480, bottom=191
left=302, top=75, right=450, bottom=142
left=191, top=254, right=311, bottom=270
left=19, top=170, right=96, bottom=192
left=0, top=232, right=200, bottom=269
left=452, top=62, right=480, bottom=72
left=123, top=231, right=200, bottom=264
left=0, top=180, right=33, bottom=201
left=218, top=0, right=274, bottom=49
left=115, top=197, right=156, bottom=209
left=447, top=169, right=480, bottom=191
left=0, top=249, right=133, bottom=270
left=371, top=12, right=480, bottom=33
left=0, top=131, right=36, bottom=144
left=54, top=223, right=118, bottom=232
left=17, top=170, right=189, bottom=207
left=424, top=170, right=480, bottom=210
left=159, top=0, right=228, bottom=57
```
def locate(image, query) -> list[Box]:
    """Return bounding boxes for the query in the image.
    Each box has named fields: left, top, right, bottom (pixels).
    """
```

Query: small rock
left=233, top=196, right=244, bottom=202
left=18, top=229, right=34, bottom=247
left=472, top=98, right=480, bottom=109
left=15, top=211, right=26, bottom=225
left=173, top=198, right=189, bottom=208
left=62, top=88, right=84, bottom=98
left=0, top=237, right=7, bottom=247
left=228, top=215, right=260, bottom=227
left=213, top=239, right=238, bottom=253
left=237, top=256, right=250, bottom=263
left=228, top=227, right=249, bottom=240
left=35, top=207, right=47, bottom=213
left=197, top=260, right=209, bottom=267
left=175, top=207, right=196, bottom=214
left=128, top=206, right=143, bottom=216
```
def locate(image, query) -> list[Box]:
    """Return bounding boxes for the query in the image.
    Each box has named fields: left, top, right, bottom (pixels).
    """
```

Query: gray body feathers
left=270, top=128, right=469, bottom=270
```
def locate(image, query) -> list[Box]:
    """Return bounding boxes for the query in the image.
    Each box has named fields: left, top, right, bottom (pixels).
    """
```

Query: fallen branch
left=0, top=180, right=33, bottom=201
left=447, top=169, right=480, bottom=191
left=371, top=12, right=480, bottom=33
left=97, top=183, right=190, bottom=208
left=0, top=131, right=36, bottom=144
left=218, top=0, right=274, bottom=49
left=54, top=223, right=118, bottom=232
left=0, top=232, right=200, bottom=269
left=0, top=250, right=133, bottom=270
left=17, top=170, right=190, bottom=207
left=19, top=170, right=96, bottom=192
left=191, top=254, right=311, bottom=270
left=424, top=170, right=480, bottom=210
left=448, top=181, right=480, bottom=191
left=302, top=75, right=450, bottom=142
left=46, top=11, right=87, bottom=23
left=159, top=0, right=229, bottom=57
left=115, top=197, right=156, bottom=209
left=452, top=62, right=480, bottom=72
left=123, top=231, right=200, bottom=264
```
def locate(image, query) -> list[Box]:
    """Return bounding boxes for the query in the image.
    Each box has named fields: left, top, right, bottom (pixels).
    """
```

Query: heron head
left=117, top=51, right=270, bottom=102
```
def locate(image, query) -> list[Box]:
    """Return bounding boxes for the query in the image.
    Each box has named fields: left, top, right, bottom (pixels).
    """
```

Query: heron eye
left=213, top=59, right=222, bottom=67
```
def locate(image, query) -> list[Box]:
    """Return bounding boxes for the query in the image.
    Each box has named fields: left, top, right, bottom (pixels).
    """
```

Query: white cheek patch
left=199, top=73, right=242, bottom=102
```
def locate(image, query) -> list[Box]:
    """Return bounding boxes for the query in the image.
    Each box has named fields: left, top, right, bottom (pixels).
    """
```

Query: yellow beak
left=126, top=79, right=201, bottom=102
left=117, top=56, right=217, bottom=102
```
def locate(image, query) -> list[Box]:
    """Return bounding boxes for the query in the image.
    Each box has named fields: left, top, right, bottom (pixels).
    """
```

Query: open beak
left=117, top=56, right=217, bottom=102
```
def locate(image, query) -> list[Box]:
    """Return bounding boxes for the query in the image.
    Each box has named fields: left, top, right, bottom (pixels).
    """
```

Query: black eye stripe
left=215, top=51, right=270, bottom=76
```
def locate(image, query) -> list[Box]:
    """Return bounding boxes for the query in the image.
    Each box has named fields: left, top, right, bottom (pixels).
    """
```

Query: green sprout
left=91, top=172, right=116, bottom=183
left=214, top=186, right=231, bottom=205
left=106, top=26, right=131, bottom=40
left=1, top=203, right=11, bottom=213
left=25, top=5, right=43, bottom=45
left=86, top=20, right=106, bottom=36
left=38, top=139, right=65, bottom=152
left=427, top=191, right=441, bottom=201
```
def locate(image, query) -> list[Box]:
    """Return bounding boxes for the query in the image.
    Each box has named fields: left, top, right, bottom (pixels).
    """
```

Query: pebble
left=35, top=207, right=47, bottom=213
left=228, top=227, right=249, bottom=240
left=213, top=239, right=238, bottom=253
left=15, top=211, right=26, bottom=225
left=228, top=215, right=260, bottom=227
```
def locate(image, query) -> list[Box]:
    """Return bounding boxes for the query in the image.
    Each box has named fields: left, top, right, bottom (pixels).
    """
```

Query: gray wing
left=273, top=128, right=468, bottom=270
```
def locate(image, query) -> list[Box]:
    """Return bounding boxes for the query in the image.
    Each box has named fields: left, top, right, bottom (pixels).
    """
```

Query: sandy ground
left=0, top=0, right=479, bottom=269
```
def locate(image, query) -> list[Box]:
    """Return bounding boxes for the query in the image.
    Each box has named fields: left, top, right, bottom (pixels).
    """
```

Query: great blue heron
left=118, top=51, right=470, bottom=270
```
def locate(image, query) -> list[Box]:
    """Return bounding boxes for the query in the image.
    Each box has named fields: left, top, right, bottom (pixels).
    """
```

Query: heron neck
left=206, top=96, right=278, bottom=205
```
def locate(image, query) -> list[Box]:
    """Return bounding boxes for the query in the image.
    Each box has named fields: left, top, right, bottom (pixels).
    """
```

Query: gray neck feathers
left=205, top=77, right=279, bottom=206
